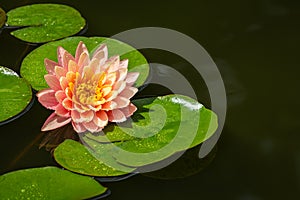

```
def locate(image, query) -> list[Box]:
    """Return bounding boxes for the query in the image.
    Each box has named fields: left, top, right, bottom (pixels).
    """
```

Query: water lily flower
left=37, top=42, right=139, bottom=133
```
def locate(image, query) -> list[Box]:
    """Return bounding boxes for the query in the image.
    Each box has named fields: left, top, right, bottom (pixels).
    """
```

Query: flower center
left=75, top=73, right=107, bottom=106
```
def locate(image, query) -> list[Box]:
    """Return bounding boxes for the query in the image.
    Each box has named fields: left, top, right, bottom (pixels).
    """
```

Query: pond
left=0, top=0, right=299, bottom=199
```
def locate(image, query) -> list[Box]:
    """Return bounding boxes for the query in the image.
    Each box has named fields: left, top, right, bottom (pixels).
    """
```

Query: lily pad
left=20, top=36, right=149, bottom=91
left=82, top=94, right=218, bottom=167
left=0, top=7, right=5, bottom=28
left=54, top=139, right=135, bottom=177
left=54, top=94, right=217, bottom=174
left=0, top=166, right=107, bottom=200
left=0, top=66, right=32, bottom=124
left=6, top=4, right=85, bottom=43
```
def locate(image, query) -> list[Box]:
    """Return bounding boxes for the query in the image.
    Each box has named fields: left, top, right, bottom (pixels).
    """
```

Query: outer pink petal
left=125, top=72, right=139, bottom=86
left=57, top=47, right=75, bottom=69
left=92, top=44, right=108, bottom=66
left=59, top=77, right=69, bottom=91
left=55, top=104, right=70, bottom=117
left=120, top=103, right=137, bottom=117
left=112, top=81, right=126, bottom=93
left=72, top=121, right=87, bottom=133
left=106, top=56, right=120, bottom=73
left=37, top=89, right=58, bottom=110
left=107, top=109, right=126, bottom=122
left=71, top=110, right=81, bottom=123
left=93, top=110, right=108, bottom=127
left=101, top=101, right=117, bottom=110
left=80, top=110, right=94, bottom=122
left=41, top=112, right=71, bottom=131
left=45, top=74, right=61, bottom=90
left=75, top=41, right=88, bottom=62
left=55, top=90, right=66, bottom=104
left=83, top=121, right=99, bottom=133
left=44, top=58, right=58, bottom=75
left=119, top=59, right=128, bottom=69
left=117, top=68, right=128, bottom=82
left=112, top=96, right=130, bottom=109
left=119, top=86, right=138, bottom=99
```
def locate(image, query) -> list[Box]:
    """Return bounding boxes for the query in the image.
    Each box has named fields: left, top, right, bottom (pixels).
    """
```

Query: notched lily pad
left=6, top=4, right=86, bottom=43
left=0, top=66, right=32, bottom=124
left=54, top=139, right=135, bottom=177
left=55, top=94, right=217, bottom=175
left=83, top=94, right=218, bottom=167
left=0, top=166, right=107, bottom=200
left=0, top=7, right=6, bottom=28
left=21, top=36, right=149, bottom=91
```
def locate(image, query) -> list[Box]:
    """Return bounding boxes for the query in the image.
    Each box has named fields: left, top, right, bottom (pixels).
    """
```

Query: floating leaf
left=0, top=166, right=107, bottom=200
left=0, top=66, right=32, bottom=124
left=54, top=139, right=135, bottom=177
left=83, top=94, right=218, bottom=167
left=6, top=4, right=85, bottom=43
left=21, top=36, right=149, bottom=91
left=54, top=94, right=217, bottom=175
left=0, top=7, right=5, bottom=28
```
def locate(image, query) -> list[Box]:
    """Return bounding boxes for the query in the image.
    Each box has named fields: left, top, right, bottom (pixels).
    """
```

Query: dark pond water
left=1, top=0, right=300, bottom=199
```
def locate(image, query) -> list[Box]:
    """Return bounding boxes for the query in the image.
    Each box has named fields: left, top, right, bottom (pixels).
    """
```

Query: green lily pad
left=6, top=4, right=85, bottom=43
left=0, top=166, right=107, bottom=200
left=21, top=36, right=149, bottom=91
left=0, top=7, right=5, bottom=28
left=83, top=94, right=218, bottom=167
left=54, top=94, right=217, bottom=174
left=0, top=66, right=32, bottom=123
left=54, top=139, right=135, bottom=177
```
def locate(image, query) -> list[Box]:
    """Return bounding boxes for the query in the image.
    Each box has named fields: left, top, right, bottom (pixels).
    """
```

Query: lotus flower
left=36, top=42, right=139, bottom=133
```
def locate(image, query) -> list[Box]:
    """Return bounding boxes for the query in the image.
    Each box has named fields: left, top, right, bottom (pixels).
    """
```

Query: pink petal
left=119, top=86, right=138, bottom=99
left=55, top=104, right=70, bottom=117
left=54, top=66, right=67, bottom=79
left=104, top=72, right=117, bottom=86
left=78, top=52, right=90, bottom=73
left=37, top=89, right=58, bottom=110
left=62, top=98, right=73, bottom=110
left=119, top=59, right=128, bottom=69
left=57, top=47, right=74, bottom=69
left=41, top=112, right=71, bottom=131
left=113, top=81, right=126, bottom=93
left=117, top=68, right=128, bottom=82
left=80, top=110, right=94, bottom=122
left=72, top=121, right=87, bottom=133
left=104, top=91, right=118, bottom=102
left=68, top=60, right=79, bottom=73
left=45, top=74, right=61, bottom=90
left=55, top=90, right=66, bottom=103
left=92, top=44, right=108, bottom=66
left=112, top=96, right=130, bottom=109
left=83, top=121, right=99, bottom=133
left=59, top=77, right=69, bottom=91
left=120, top=103, right=137, bottom=117
left=44, top=58, right=58, bottom=75
left=75, top=41, right=88, bottom=62
left=101, top=101, right=117, bottom=110
left=71, top=110, right=81, bottom=123
left=89, top=58, right=100, bottom=74
left=74, top=103, right=86, bottom=113
left=106, top=56, right=120, bottom=73
left=125, top=72, right=139, bottom=86
left=93, top=110, right=108, bottom=127
left=107, top=109, right=126, bottom=123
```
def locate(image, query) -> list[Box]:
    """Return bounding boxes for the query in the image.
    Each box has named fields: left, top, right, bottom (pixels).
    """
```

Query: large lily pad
left=0, top=166, right=107, bottom=200
left=21, top=36, right=149, bottom=91
left=0, top=7, right=5, bottom=28
left=0, top=66, right=32, bottom=124
left=6, top=4, right=86, bottom=43
left=54, top=139, right=135, bottom=177
left=55, top=94, right=217, bottom=174
left=84, top=94, right=218, bottom=167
